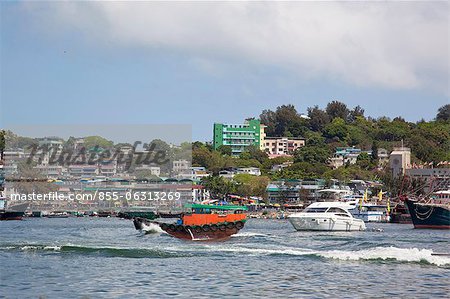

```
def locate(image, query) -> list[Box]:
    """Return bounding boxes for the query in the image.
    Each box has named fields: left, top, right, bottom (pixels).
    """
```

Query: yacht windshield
left=304, top=208, right=328, bottom=213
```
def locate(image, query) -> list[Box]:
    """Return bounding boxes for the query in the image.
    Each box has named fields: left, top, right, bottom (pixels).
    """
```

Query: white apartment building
left=263, top=137, right=305, bottom=157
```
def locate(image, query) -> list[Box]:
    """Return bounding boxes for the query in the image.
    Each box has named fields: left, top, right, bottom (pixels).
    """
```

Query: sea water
left=0, top=218, right=449, bottom=298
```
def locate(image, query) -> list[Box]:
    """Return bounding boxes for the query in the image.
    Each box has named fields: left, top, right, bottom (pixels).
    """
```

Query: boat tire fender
left=235, top=221, right=244, bottom=229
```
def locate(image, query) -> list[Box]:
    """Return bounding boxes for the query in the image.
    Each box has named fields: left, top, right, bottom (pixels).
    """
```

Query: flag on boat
left=378, top=190, right=383, bottom=202
left=363, top=189, right=368, bottom=202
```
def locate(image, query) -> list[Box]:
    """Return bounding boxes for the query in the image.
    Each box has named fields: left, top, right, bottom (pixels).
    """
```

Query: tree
left=233, top=174, right=270, bottom=198
left=323, top=117, right=348, bottom=141
left=242, top=145, right=268, bottom=164
left=260, top=104, right=308, bottom=137
left=348, top=105, right=365, bottom=123
left=83, top=136, right=114, bottom=149
left=326, top=100, right=350, bottom=121
left=436, top=104, right=450, bottom=122
left=294, top=145, right=331, bottom=164
left=260, top=109, right=277, bottom=136
left=217, top=145, right=232, bottom=156
left=134, top=170, right=160, bottom=181
left=201, top=176, right=235, bottom=198
left=307, top=105, right=330, bottom=131
left=371, top=141, right=379, bottom=161
left=0, top=130, right=4, bottom=159
left=356, top=152, right=373, bottom=170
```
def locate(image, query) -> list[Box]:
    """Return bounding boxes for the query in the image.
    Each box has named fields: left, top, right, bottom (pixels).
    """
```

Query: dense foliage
left=192, top=102, right=449, bottom=190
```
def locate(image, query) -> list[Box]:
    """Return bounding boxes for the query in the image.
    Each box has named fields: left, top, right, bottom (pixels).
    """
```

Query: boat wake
left=0, top=244, right=188, bottom=258
left=2, top=243, right=449, bottom=267
left=202, top=245, right=450, bottom=267
left=319, top=246, right=450, bottom=267
left=231, top=232, right=268, bottom=238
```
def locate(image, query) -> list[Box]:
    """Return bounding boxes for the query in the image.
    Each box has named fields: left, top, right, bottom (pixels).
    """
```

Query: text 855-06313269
left=96, top=191, right=181, bottom=201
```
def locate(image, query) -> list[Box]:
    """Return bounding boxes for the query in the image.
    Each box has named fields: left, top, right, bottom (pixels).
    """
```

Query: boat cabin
left=182, top=204, right=247, bottom=226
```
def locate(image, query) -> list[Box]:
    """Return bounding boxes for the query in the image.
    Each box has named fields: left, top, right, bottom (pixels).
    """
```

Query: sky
left=1, top=1, right=449, bottom=142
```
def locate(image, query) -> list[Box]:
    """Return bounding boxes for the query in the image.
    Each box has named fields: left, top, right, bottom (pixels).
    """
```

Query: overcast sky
left=1, top=1, right=449, bottom=141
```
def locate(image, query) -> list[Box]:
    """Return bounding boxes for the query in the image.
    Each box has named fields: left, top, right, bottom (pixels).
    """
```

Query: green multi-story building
left=213, top=119, right=265, bottom=155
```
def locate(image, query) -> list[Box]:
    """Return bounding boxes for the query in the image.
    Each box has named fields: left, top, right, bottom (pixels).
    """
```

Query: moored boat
left=46, top=211, right=70, bottom=218
left=389, top=202, right=412, bottom=224
left=405, top=190, right=450, bottom=229
left=351, top=204, right=390, bottom=223
left=134, top=204, right=247, bottom=241
left=118, top=206, right=158, bottom=220
left=0, top=198, right=24, bottom=220
left=288, top=202, right=365, bottom=231
left=0, top=210, right=24, bottom=220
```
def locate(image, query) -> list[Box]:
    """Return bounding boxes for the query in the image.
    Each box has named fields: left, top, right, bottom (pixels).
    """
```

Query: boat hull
left=405, top=199, right=450, bottom=229
left=389, top=212, right=412, bottom=224
left=0, top=211, right=24, bottom=221
left=289, top=216, right=365, bottom=231
left=163, top=226, right=240, bottom=241
left=133, top=217, right=244, bottom=241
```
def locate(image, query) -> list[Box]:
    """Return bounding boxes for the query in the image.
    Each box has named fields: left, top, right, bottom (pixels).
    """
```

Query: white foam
left=200, top=245, right=450, bottom=267
left=142, top=222, right=165, bottom=234
left=204, top=245, right=314, bottom=256
left=320, top=246, right=450, bottom=267
left=43, top=245, right=62, bottom=251
left=231, top=232, right=268, bottom=238
left=19, top=245, right=62, bottom=251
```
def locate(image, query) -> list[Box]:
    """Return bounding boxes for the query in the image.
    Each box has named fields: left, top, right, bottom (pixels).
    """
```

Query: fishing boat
left=389, top=202, right=412, bottom=224
left=405, top=190, right=450, bottom=229
left=0, top=198, right=24, bottom=220
left=351, top=204, right=390, bottom=222
left=118, top=206, right=158, bottom=220
left=46, top=211, right=70, bottom=218
left=288, top=202, right=365, bottom=231
left=133, top=204, right=248, bottom=240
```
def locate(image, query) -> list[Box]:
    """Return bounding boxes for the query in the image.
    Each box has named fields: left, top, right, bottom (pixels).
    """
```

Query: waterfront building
left=172, top=159, right=191, bottom=174
left=263, top=137, right=305, bottom=157
left=99, top=162, right=117, bottom=177
left=68, top=165, right=99, bottom=177
left=405, top=167, right=450, bottom=192
left=218, top=170, right=236, bottom=179
left=271, top=161, right=293, bottom=172
left=218, top=167, right=261, bottom=179
left=34, top=165, right=64, bottom=179
left=266, top=180, right=301, bottom=204
left=377, top=148, right=389, bottom=166
left=213, top=119, right=265, bottom=155
left=2, top=149, right=26, bottom=176
left=135, top=165, right=161, bottom=176
left=236, top=167, right=261, bottom=176
left=330, top=147, right=372, bottom=169
left=176, top=167, right=211, bottom=182
left=389, top=147, right=411, bottom=177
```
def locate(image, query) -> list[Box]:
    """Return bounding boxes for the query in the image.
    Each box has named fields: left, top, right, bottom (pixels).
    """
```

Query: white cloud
left=22, top=1, right=450, bottom=93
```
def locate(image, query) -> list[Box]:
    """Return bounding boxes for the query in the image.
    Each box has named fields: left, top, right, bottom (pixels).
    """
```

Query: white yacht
left=288, top=202, right=366, bottom=231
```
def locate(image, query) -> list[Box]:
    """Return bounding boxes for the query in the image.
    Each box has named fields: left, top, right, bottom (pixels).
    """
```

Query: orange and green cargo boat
left=133, top=203, right=248, bottom=241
